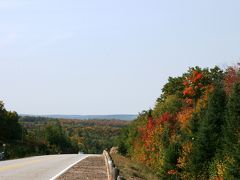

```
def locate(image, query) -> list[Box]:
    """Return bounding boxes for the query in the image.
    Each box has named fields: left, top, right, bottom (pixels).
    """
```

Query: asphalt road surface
left=0, top=154, right=89, bottom=180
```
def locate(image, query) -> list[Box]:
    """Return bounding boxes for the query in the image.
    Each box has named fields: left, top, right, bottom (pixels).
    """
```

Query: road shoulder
left=57, top=155, right=107, bottom=180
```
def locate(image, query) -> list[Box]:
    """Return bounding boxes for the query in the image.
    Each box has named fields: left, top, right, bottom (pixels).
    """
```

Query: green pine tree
left=224, top=83, right=240, bottom=178
left=189, top=85, right=226, bottom=178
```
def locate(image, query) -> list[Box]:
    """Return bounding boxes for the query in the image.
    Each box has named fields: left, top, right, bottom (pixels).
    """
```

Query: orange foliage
left=140, top=113, right=176, bottom=150
left=139, top=116, right=156, bottom=151
left=177, top=107, right=194, bottom=129
left=183, top=86, right=195, bottom=96
left=177, top=141, right=192, bottom=169
left=137, top=112, right=177, bottom=167
left=183, top=69, right=205, bottom=101
left=129, top=66, right=240, bottom=178
left=184, top=98, right=193, bottom=105
left=167, top=169, right=177, bottom=175
left=195, top=84, right=214, bottom=112
left=158, top=112, right=176, bottom=125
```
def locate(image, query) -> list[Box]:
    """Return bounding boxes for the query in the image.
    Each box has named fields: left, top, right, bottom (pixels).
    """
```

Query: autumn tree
left=183, top=67, right=205, bottom=105
left=224, top=65, right=240, bottom=95
left=160, top=76, right=185, bottom=100
left=153, top=95, right=182, bottom=118
left=117, top=64, right=239, bottom=178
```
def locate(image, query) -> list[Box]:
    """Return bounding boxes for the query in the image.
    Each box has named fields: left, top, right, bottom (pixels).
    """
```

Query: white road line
left=49, top=155, right=89, bottom=180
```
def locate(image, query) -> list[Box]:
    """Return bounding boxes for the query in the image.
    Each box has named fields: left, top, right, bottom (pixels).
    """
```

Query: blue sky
left=0, top=0, right=240, bottom=115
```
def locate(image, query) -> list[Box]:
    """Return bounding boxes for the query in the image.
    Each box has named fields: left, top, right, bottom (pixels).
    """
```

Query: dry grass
left=111, top=154, right=160, bottom=180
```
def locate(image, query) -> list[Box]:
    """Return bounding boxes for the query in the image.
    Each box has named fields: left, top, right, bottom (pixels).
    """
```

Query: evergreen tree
left=224, top=83, right=240, bottom=178
left=0, top=101, right=22, bottom=141
left=189, top=85, right=226, bottom=178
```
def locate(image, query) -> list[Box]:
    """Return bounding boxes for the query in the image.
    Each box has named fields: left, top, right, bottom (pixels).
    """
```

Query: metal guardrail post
left=103, top=150, right=111, bottom=180
left=103, top=150, right=120, bottom=180
left=103, top=150, right=124, bottom=180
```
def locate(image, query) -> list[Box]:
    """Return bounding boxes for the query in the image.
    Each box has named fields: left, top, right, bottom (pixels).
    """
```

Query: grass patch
left=111, top=154, right=160, bottom=180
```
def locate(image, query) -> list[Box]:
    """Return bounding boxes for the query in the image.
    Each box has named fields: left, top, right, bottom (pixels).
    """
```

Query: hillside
left=117, top=65, right=240, bottom=179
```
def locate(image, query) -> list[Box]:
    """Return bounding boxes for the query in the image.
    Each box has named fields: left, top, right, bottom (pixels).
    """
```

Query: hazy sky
left=0, top=0, right=240, bottom=115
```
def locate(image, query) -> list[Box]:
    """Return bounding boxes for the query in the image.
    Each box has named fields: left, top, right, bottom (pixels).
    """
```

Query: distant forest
left=20, top=114, right=137, bottom=121
left=0, top=105, right=129, bottom=159
left=118, top=64, right=240, bottom=179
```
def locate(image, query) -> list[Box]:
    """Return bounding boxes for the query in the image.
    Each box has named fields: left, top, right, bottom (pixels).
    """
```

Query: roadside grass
left=111, top=154, right=160, bottom=180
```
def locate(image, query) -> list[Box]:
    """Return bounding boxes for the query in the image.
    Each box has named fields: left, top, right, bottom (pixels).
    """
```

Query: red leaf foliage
left=224, top=66, right=240, bottom=95
left=183, top=69, right=205, bottom=102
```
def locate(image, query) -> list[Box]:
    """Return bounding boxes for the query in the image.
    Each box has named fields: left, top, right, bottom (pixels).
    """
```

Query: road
left=0, top=154, right=89, bottom=180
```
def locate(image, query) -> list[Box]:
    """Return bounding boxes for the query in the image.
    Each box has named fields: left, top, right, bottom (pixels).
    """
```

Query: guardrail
left=103, top=150, right=124, bottom=180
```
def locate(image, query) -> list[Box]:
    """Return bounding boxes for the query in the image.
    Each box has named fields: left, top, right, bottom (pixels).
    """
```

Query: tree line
left=117, top=65, right=240, bottom=179
left=0, top=105, right=78, bottom=159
